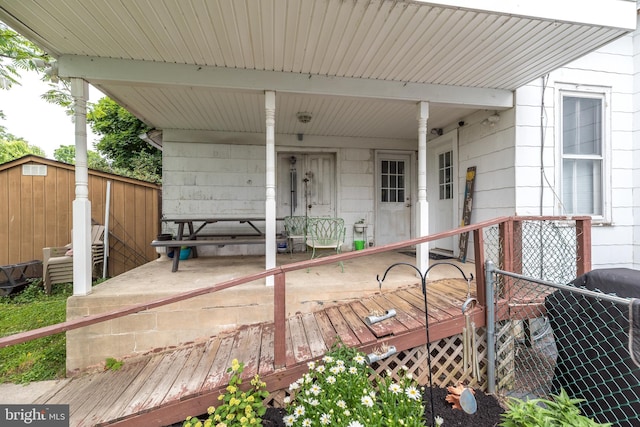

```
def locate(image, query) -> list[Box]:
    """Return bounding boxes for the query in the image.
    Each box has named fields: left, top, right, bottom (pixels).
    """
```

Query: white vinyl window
left=558, top=86, right=610, bottom=221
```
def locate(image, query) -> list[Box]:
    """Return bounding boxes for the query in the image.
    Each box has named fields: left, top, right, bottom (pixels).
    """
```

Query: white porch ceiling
left=0, top=0, right=635, bottom=141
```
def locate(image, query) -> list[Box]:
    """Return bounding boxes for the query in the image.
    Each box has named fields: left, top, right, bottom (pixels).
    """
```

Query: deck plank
left=229, top=325, right=262, bottom=379
left=284, top=320, right=297, bottom=366
left=324, top=306, right=359, bottom=347
left=71, top=359, right=147, bottom=427
left=376, top=293, right=426, bottom=329
left=258, top=323, right=275, bottom=375
left=201, top=332, right=238, bottom=390
left=120, top=350, right=187, bottom=419
left=338, top=303, right=377, bottom=344
left=163, top=342, right=207, bottom=403
left=188, top=338, right=223, bottom=395
left=101, top=354, right=164, bottom=423
left=353, top=299, right=409, bottom=337
left=289, top=315, right=312, bottom=363
left=300, top=312, right=328, bottom=358
left=313, top=309, right=340, bottom=349
left=399, top=288, right=455, bottom=321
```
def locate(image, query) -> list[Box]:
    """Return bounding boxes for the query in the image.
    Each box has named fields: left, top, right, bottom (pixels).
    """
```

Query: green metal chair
left=306, top=217, right=346, bottom=272
left=283, top=216, right=308, bottom=255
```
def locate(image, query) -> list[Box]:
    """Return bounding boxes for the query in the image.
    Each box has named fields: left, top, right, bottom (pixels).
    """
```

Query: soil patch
left=170, top=387, right=504, bottom=427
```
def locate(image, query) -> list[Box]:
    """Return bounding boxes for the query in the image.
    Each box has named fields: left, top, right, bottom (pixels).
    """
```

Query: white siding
left=515, top=33, right=636, bottom=269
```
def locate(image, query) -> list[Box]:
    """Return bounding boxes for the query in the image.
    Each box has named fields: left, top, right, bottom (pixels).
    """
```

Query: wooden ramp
left=38, top=279, right=480, bottom=427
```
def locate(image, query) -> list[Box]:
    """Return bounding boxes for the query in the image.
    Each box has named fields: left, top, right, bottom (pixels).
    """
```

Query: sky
left=0, top=70, right=103, bottom=158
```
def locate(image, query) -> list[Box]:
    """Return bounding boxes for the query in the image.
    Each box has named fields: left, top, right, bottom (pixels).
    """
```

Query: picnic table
left=0, top=260, right=43, bottom=296
left=152, top=218, right=284, bottom=272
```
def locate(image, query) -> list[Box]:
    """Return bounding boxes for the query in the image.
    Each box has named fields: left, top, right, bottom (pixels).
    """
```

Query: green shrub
left=500, top=389, right=611, bottom=427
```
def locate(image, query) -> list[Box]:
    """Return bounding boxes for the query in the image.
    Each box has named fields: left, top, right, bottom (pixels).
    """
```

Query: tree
left=88, top=97, right=161, bottom=183
left=0, top=22, right=50, bottom=89
left=0, top=139, right=46, bottom=163
left=53, top=144, right=110, bottom=171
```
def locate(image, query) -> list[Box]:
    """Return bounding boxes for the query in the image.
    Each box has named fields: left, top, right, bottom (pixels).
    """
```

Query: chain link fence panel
left=491, top=268, right=640, bottom=427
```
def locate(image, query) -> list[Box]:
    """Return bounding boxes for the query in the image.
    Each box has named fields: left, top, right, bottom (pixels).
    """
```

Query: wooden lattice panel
left=369, top=328, right=489, bottom=391
left=495, top=320, right=516, bottom=391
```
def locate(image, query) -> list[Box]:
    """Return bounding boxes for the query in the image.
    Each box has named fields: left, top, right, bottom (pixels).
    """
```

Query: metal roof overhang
left=0, top=0, right=635, bottom=141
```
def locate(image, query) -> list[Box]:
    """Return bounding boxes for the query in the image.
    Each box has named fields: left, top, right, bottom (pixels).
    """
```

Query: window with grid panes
left=438, top=151, right=452, bottom=200
left=380, top=160, right=405, bottom=203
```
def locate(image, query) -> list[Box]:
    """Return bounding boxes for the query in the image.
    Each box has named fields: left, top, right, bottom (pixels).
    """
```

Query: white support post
left=416, top=101, right=430, bottom=275
left=265, top=90, right=276, bottom=286
left=71, top=78, right=92, bottom=296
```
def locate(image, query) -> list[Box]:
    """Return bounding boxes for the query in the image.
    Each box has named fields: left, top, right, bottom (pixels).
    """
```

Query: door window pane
left=381, top=160, right=406, bottom=203
left=438, top=151, right=453, bottom=200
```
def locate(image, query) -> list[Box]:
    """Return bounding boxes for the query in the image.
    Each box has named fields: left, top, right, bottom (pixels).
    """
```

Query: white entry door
left=427, top=131, right=457, bottom=254
left=277, top=152, right=336, bottom=219
left=376, top=153, right=412, bottom=246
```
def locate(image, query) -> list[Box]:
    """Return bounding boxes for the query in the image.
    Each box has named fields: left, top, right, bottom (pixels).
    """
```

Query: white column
left=416, top=101, right=430, bottom=275
left=71, top=78, right=92, bottom=295
left=265, top=91, right=276, bottom=286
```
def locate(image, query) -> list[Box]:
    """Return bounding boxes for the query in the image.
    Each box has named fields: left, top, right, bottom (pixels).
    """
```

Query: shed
left=0, top=155, right=161, bottom=278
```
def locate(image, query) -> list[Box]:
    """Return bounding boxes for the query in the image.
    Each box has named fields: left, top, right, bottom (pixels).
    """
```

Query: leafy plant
left=183, top=359, right=269, bottom=427
left=500, top=389, right=611, bottom=427
left=105, top=357, right=123, bottom=371
left=283, top=342, right=427, bottom=427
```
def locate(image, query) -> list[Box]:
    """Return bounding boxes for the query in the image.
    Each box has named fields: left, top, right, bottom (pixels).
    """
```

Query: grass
left=0, top=280, right=72, bottom=384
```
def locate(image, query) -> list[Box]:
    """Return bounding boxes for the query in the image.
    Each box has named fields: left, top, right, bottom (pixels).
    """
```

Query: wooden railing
left=0, top=215, right=591, bottom=369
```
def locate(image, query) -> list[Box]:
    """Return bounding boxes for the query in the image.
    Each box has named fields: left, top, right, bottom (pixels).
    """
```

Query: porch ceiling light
left=296, top=112, right=312, bottom=124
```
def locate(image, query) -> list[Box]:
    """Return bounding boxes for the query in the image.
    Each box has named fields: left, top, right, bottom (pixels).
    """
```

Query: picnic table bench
left=152, top=218, right=285, bottom=272
left=0, top=260, right=43, bottom=296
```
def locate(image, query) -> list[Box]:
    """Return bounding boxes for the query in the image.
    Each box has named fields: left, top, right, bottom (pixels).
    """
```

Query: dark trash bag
left=545, top=268, right=640, bottom=427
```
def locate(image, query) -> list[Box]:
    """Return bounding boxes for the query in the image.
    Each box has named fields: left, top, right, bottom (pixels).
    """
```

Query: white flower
left=401, top=365, right=409, bottom=371
left=283, top=414, right=296, bottom=427
left=320, top=413, right=331, bottom=425
left=405, top=385, right=420, bottom=401
left=353, top=354, right=365, bottom=365
left=326, top=375, right=336, bottom=384
left=302, top=418, right=312, bottom=427
left=323, top=355, right=334, bottom=363
left=389, top=383, right=402, bottom=394
left=349, top=367, right=358, bottom=374
left=304, top=373, right=313, bottom=383
left=307, top=361, right=316, bottom=370
left=294, top=405, right=306, bottom=417
left=336, top=400, right=347, bottom=409
left=316, top=365, right=326, bottom=374
left=310, top=384, right=322, bottom=396
left=336, top=359, right=345, bottom=367
left=435, top=415, right=444, bottom=426
left=289, top=382, right=300, bottom=391
left=406, top=373, right=413, bottom=380
left=283, top=396, right=291, bottom=404
left=337, top=365, right=346, bottom=373
left=330, top=366, right=341, bottom=375
left=347, top=421, right=365, bottom=427
left=361, top=395, right=374, bottom=407
left=307, top=398, right=320, bottom=406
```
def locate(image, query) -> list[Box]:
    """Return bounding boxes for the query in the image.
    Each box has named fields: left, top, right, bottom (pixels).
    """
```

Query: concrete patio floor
left=65, top=249, right=476, bottom=372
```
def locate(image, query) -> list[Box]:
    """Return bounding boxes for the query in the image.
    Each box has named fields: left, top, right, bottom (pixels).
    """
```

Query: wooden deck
left=37, top=278, right=483, bottom=427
